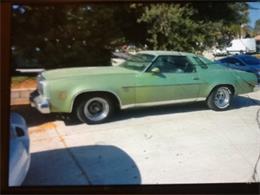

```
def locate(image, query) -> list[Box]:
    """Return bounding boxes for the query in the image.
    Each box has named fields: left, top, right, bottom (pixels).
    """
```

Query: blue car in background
left=217, top=55, right=260, bottom=83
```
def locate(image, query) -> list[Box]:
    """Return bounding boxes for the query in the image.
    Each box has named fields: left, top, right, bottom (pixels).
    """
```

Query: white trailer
left=213, top=38, right=256, bottom=56
left=226, top=38, right=256, bottom=54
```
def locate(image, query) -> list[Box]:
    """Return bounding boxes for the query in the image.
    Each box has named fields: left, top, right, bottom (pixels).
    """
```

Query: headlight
left=38, top=81, right=44, bottom=95
left=37, top=74, right=46, bottom=95
left=37, top=73, right=44, bottom=82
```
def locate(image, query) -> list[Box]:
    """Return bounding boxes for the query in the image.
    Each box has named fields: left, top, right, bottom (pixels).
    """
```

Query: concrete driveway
left=12, top=91, right=260, bottom=185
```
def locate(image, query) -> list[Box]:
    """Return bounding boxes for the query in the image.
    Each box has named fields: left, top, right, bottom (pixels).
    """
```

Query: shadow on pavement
left=111, top=101, right=208, bottom=123
left=111, top=96, right=260, bottom=123
left=232, top=95, right=260, bottom=109
left=11, top=95, right=260, bottom=127
left=23, top=145, right=141, bottom=185
left=11, top=105, right=58, bottom=127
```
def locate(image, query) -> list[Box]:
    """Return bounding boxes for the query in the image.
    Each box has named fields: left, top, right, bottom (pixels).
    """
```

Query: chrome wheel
left=214, top=87, right=231, bottom=109
left=83, top=97, right=110, bottom=122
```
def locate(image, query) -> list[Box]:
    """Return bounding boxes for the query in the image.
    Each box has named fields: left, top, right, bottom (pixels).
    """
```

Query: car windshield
left=198, top=56, right=215, bottom=64
left=240, top=56, right=260, bottom=65
left=119, top=53, right=155, bottom=71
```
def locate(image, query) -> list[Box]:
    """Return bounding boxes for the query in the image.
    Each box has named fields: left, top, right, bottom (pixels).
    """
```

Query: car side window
left=219, top=58, right=228, bottom=63
left=148, top=56, right=195, bottom=73
left=224, top=58, right=244, bottom=66
left=192, top=56, right=208, bottom=69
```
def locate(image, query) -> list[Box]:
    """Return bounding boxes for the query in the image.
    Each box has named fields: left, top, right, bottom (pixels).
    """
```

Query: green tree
left=137, top=2, right=249, bottom=53
left=12, top=5, right=124, bottom=69
left=11, top=3, right=249, bottom=70
left=137, top=4, right=210, bottom=52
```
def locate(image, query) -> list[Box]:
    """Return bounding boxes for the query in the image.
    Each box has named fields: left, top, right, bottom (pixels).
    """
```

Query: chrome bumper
left=253, top=84, right=260, bottom=92
left=30, top=90, right=50, bottom=114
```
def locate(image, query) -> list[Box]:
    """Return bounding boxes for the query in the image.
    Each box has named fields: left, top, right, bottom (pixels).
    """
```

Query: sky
left=248, top=2, right=260, bottom=28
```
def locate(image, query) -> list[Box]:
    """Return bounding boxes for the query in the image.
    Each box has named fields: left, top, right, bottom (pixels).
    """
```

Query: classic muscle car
left=30, top=50, right=259, bottom=124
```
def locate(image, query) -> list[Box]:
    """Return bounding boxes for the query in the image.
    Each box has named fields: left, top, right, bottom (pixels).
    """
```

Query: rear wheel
left=207, top=86, right=233, bottom=111
left=75, top=95, right=114, bottom=124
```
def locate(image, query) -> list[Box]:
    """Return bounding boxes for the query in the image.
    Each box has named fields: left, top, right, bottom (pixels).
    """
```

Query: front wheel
left=207, top=86, right=233, bottom=111
left=75, top=95, right=114, bottom=124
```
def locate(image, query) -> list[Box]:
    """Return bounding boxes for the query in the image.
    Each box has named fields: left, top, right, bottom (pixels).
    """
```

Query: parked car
left=30, top=50, right=259, bottom=124
left=217, top=54, right=260, bottom=83
left=9, top=112, right=30, bottom=186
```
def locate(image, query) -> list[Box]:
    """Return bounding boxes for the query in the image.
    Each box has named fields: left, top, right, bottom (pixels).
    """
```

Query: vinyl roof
left=138, top=50, right=195, bottom=56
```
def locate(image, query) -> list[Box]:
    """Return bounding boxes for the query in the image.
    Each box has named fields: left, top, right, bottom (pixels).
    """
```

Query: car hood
left=248, top=64, right=260, bottom=71
left=217, top=62, right=260, bottom=71
left=42, top=66, right=137, bottom=80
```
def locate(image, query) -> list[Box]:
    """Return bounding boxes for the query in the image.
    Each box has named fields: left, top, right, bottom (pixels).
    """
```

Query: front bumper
left=253, top=84, right=260, bottom=92
left=30, top=90, right=50, bottom=114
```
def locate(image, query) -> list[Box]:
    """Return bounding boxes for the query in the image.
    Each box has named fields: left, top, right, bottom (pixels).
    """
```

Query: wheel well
left=72, top=91, right=121, bottom=112
left=209, top=84, right=235, bottom=97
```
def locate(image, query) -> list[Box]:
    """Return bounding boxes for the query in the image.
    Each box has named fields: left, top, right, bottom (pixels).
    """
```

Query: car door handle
left=193, top=77, right=200, bottom=80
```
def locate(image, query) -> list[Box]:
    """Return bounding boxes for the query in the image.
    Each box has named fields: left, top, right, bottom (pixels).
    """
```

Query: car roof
left=232, top=54, right=248, bottom=59
left=138, top=50, right=195, bottom=57
left=221, top=54, right=252, bottom=60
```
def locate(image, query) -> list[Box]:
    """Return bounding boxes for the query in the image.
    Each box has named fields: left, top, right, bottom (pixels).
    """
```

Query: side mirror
left=151, top=67, right=160, bottom=74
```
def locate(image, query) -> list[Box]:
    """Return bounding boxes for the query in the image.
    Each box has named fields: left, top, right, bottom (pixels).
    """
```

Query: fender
left=69, top=89, right=123, bottom=112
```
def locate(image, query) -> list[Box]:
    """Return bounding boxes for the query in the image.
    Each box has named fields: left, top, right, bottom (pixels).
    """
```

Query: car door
left=135, top=55, right=202, bottom=104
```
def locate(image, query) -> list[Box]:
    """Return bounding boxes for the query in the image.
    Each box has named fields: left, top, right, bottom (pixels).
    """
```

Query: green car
left=30, top=50, right=259, bottom=124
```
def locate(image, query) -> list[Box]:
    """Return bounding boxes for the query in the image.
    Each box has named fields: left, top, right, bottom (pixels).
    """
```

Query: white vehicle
left=213, top=38, right=256, bottom=56
left=111, top=58, right=126, bottom=66
left=212, top=48, right=228, bottom=56
left=111, top=52, right=131, bottom=66
left=9, top=112, right=30, bottom=186
left=226, top=38, right=256, bottom=54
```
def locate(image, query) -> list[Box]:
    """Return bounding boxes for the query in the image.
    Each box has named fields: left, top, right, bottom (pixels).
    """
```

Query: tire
left=75, top=95, right=114, bottom=124
left=207, top=86, right=233, bottom=111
